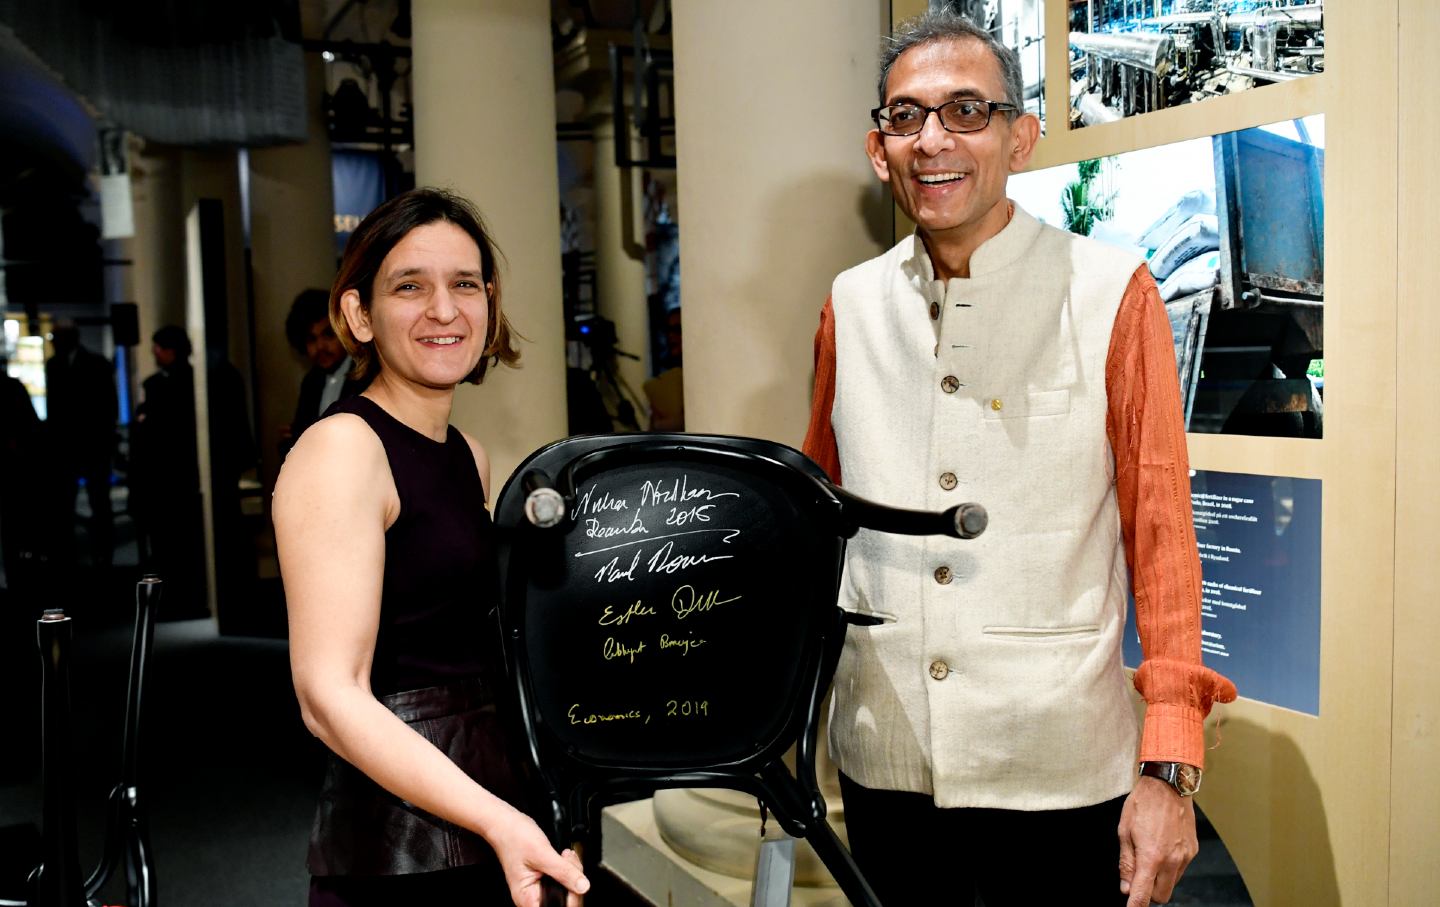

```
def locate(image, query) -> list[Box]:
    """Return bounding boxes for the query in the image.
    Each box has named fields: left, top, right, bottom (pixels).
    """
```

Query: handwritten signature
left=594, top=551, right=641, bottom=583
left=647, top=540, right=735, bottom=574
left=659, top=633, right=708, bottom=656
left=576, top=485, right=629, bottom=519
left=598, top=599, right=656, bottom=626
left=585, top=511, right=647, bottom=539
left=603, top=636, right=647, bottom=664
left=671, top=584, right=742, bottom=620
left=639, top=475, right=740, bottom=509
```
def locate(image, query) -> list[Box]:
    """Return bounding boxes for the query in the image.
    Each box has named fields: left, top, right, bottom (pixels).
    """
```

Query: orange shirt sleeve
left=801, top=297, right=841, bottom=485
left=1106, top=266, right=1237, bottom=768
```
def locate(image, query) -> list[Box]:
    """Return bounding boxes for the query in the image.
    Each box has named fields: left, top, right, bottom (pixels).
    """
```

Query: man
left=129, top=325, right=205, bottom=613
left=282, top=289, right=367, bottom=455
left=44, top=323, right=118, bottom=567
left=1, top=358, right=42, bottom=590
left=802, top=11, right=1236, bottom=906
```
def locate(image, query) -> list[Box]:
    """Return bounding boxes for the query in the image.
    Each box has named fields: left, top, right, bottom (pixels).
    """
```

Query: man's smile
left=916, top=171, right=968, bottom=186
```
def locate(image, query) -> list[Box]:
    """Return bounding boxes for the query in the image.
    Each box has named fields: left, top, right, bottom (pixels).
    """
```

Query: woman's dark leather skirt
left=307, top=677, right=528, bottom=877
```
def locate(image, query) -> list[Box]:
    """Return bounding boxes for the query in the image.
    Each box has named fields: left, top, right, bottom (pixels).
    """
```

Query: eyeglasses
left=871, top=99, right=1018, bottom=136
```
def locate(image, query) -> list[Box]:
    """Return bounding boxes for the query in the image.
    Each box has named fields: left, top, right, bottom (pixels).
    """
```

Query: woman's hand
left=494, top=809, right=590, bottom=907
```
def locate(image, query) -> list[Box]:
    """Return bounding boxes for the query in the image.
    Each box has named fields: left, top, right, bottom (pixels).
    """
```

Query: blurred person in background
left=281, top=288, right=368, bottom=457
left=44, top=322, right=117, bottom=567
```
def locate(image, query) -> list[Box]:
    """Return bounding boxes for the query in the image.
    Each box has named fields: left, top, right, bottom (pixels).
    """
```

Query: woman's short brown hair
left=329, top=187, right=521, bottom=384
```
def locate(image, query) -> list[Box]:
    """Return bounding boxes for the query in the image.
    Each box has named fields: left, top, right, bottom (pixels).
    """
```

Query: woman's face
left=344, top=220, right=491, bottom=390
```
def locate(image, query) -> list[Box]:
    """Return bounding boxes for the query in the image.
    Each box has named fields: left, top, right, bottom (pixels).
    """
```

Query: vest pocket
left=980, top=388, right=1071, bottom=420
left=981, top=624, right=1101, bottom=639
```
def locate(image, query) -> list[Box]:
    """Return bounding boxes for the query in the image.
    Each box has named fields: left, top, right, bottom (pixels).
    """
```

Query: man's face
left=52, top=327, right=79, bottom=356
left=153, top=343, right=176, bottom=369
left=305, top=318, right=345, bottom=371
left=866, top=38, right=1038, bottom=243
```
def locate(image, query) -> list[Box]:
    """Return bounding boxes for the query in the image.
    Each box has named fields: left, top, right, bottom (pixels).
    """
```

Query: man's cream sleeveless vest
left=828, top=206, right=1145, bottom=810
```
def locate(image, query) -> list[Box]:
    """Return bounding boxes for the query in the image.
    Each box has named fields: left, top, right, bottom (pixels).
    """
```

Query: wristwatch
left=1138, top=761, right=1202, bottom=797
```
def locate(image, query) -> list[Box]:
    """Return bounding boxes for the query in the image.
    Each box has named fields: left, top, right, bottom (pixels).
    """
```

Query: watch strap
left=1138, top=761, right=1201, bottom=796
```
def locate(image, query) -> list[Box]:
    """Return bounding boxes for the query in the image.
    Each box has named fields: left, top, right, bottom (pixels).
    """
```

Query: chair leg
left=801, top=819, right=885, bottom=907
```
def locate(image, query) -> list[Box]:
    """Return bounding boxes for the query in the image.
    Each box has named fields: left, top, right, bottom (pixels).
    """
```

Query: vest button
left=929, top=660, right=950, bottom=680
left=938, top=472, right=957, bottom=491
left=929, top=301, right=940, bottom=321
left=990, top=397, right=1003, bottom=412
left=941, top=375, right=960, bottom=394
left=934, top=565, right=952, bottom=584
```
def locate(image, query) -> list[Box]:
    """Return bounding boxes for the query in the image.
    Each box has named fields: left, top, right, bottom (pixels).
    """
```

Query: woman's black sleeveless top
left=331, top=394, right=495, bottom=695
left=308, top=396, right=524, bottom=880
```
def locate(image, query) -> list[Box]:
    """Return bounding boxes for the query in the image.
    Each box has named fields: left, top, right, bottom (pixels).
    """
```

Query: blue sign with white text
left=332, top=150, right=387, bottom=258
left=1124, top=469, right=1322, bottom=715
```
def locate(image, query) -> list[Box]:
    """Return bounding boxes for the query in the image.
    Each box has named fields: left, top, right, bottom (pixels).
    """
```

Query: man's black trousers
left=839, top=772, right=1130, bottom=906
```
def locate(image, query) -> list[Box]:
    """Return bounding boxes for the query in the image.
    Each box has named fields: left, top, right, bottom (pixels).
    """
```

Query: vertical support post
left=32, top=609, right=87, bottom=907
left=411, top=0, right=568, bottom=485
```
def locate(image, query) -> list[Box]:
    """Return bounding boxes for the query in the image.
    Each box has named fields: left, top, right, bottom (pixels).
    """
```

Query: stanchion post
left=31, top=609, right=87, bottom=907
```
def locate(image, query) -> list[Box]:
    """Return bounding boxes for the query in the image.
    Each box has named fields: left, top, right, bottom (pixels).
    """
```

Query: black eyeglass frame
left=870, top=99, right=1019, bottom=136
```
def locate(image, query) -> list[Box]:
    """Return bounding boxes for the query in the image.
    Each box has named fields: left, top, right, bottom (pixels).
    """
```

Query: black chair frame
left=494, top=433, right=984, bottom=907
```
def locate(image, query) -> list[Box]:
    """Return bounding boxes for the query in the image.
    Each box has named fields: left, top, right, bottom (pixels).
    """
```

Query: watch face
left=1175, top=763, right=1203, bottom=796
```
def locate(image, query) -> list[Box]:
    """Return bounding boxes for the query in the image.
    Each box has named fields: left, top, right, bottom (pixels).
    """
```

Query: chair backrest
left=493, top=434, right=846, bottom=810
left=496, top=433, right=986, bottom=907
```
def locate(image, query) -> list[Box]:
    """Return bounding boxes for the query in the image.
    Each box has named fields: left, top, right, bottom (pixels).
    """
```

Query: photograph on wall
left=1068, top=1, right=1324, bottom=129
left=1009, top=114, right=1324, bottom=438
left=932, top=0, right=1047, bottom=133
left=1123, top=469, right=1322, bottom=716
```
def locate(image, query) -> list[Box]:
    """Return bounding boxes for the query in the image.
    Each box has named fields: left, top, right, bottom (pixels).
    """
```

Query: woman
left=274, top=188, right=589, bottom=906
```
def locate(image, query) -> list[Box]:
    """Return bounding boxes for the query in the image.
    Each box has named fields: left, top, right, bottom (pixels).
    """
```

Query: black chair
left=493, top=433, right=986, bottom=907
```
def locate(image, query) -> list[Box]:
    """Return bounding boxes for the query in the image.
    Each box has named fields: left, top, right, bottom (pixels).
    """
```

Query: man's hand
left=1117, top=775, right=1197, bottom=906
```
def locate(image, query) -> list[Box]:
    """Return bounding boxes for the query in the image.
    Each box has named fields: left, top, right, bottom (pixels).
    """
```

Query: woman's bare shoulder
left=276, top=412, right=388, bottom=501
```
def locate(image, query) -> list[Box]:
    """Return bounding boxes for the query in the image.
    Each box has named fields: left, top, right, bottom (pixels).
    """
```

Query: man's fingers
left=1125, top=864, right=1157, bottom=907
left=1148, top=848, right=1194, bottom=904
left=1150, top=865, right=1179, bottom=904
left=1118, top=831, right=1136, bottom=893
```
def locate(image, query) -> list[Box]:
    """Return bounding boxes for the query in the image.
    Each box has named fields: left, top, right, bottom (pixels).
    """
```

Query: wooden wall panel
left=1391, top=0, right=1440, bottom=900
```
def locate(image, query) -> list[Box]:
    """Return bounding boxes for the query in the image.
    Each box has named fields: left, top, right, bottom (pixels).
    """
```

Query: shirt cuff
left=1133, top=658, right=1238, bottom=768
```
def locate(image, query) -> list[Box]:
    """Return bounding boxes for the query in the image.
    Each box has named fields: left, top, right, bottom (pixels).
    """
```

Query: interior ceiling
left=0, top=0, right=669, bottom=206
left=313, top=1, right=667, bottom=45
left=562, top=0, right=662, bottom=29
left=552, top=0, right=669, bottom=37
left=0, top=25, right=95, bottom=207
left=0, top=0, right=307, bottom=149
left=320, top=0, right=410, bottom=44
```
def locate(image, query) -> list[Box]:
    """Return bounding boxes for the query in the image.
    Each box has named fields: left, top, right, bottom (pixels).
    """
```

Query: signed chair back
left=494, top=433, right=985, bottom=907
